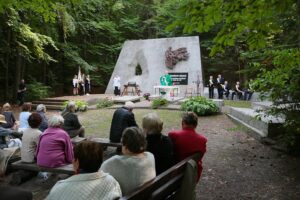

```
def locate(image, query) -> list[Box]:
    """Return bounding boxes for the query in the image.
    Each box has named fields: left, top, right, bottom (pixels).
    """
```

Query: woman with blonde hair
left=1, top=103, right=16, bottom=129
left=143, top=113, right=174, bottom=174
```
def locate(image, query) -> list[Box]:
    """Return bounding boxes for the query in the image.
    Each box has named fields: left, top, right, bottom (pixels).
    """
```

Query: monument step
left=37, top=98, right=67, bottom=103
left=32, top=101, right=65, bottom=105
left=227, top=107, right=284, bottom=138
left=31, top=104, right=63, bottom=110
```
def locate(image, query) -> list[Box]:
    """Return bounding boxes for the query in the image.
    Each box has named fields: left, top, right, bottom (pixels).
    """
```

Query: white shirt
left=72, top=78, right=78, bottom=87
left=21, top=128, right=41, bottom=163
left=113, top=76, right=121, bottom=88
left=47, top=171, right=122, bottom=200
left=100, top=152, right=156, bottom=195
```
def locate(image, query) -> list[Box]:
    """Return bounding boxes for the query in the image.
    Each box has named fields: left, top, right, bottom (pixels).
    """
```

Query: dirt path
left=197, top=114, right=300, bottom=200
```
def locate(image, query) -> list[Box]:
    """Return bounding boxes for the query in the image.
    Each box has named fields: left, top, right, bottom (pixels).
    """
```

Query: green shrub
left=26, top=80, right=53, bottom=101
left=96, top=98, right=114, bottom=108
left=181, top=96, right=219, bottom=116
left=63, top=100, right=88, bottom=112
left=152, top=98, right=169, bottom=109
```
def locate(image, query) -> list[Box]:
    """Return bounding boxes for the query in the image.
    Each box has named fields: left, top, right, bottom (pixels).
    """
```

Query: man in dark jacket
left=109, top=101, right=138, bottom=143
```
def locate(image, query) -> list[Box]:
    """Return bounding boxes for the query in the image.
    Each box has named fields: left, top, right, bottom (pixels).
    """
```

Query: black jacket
left=109, top=107, right=137, bottom=142
left=146, top=133, right=174, bottom=175
left=62, top=112, right=81, bottom=131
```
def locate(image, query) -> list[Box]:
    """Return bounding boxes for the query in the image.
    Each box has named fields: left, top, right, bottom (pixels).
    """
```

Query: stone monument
left=105, top=36, right=203, bottom=96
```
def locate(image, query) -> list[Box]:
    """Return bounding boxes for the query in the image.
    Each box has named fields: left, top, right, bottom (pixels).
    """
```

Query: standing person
left=113, top=75, right=121, bottom=96
left=46, top=141, right=122, bottom=200
left=81, top=74, right=86, bottom=95
left=168, top=112, right=207, bottom=181
left=109, top=101, right=138, bottom=143
left=21, top=113, right=42, bottom=163
left=1, top=103, right=16, bottom=129
left=85, top=75, right=91, bottom=95
left=208, top=75, right=215, bottom=99
left=216, top=74, right=225, bottom=99
left=72, top=75, right=78, bottom=96
left=101, top=127, right=156, bottom=195
left=142, top=113, right=174, bottom=175
left=17, top=79, right=26, bottom=106
left=36, top=115, right=74, bottom=168
left=36, top=104, right=48, bottom=132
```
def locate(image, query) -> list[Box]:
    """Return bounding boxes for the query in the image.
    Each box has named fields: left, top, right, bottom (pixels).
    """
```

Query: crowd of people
left=0, top=101, right=207, bottom=200
left=208, top=74, right=254, bottom=101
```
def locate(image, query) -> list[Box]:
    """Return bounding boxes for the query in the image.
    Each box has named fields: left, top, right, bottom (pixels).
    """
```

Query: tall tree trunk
left=15, top=47, right=22, bottom=101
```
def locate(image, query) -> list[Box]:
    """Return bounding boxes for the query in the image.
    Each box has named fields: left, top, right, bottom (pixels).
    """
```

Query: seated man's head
left=48, top=115, right=64, bottom=128
left=142, top=113, right=163, bottom=135
left=67, top=101, right=76, bottom=112
left=73, top=141, right=103, bottom=174
left=181, top=112, right=198, bottom=129
left=36, top=104, right=46, bottom=113
left=124, top=101, right=134, bottom=112
left=121, top=127, right=146, bottom=155
left=28, top=112, right=42, bottom=129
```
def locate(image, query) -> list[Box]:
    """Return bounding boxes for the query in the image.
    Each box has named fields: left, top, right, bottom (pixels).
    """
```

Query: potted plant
left=143, top=93, right=151, bottom=101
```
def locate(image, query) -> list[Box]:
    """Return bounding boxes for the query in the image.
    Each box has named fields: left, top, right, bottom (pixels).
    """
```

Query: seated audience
left=109, top=101, right=138, bottom=143
left=142, top=113, right=174, bottom=174
left=0, top=150, right=33, bottom=200
left=36, top=115, right=73, bottom=168
left=223, top=81, right=230, bottom=99
left=19, top=103, right=32, bottom=131
left=62, top=101, right=85, bottom=138
left=0, top=115, right=22, bottom=149
left=46, top=141, right=122, bottom=200
left=243, top=79, right=254, bottom=101
left=36, top=104, right=48, bottom=132
left=231, top=81, right=243, bottom=100
left=101, top=127, right=156, bottom=195
left=168, top=112, right=207, bottom=181
left=21, top=113, right=42, bottom=163
left=1, top=103, right=16, bottom=129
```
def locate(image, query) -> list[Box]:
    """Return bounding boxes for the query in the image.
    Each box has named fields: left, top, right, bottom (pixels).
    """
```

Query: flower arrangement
left=143, top=93, right=151, bottom=100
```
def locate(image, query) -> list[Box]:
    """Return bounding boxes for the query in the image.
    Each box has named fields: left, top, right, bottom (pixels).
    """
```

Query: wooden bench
left=120, top=152, right=200, bottom=200
left=10, top=160, right=74, bottom=175
left=71, top=136, right=86, bottom=145
left=90, top=138, right=122, bottom=148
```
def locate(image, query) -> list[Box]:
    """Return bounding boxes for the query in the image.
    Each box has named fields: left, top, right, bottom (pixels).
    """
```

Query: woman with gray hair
left=36, top=104, right=48, bottom=132
left=36, top=115, right=74, bottom=168
left=62, top=101, right=85, bottom=138
left=143, top=113, right=174, bottom=175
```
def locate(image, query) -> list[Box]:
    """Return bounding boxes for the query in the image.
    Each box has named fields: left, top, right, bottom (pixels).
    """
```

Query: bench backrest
left=120, top=152, right=200, bottom=200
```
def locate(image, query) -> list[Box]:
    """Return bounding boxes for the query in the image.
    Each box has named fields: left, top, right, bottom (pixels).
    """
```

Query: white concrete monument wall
left=105, top=36, right=203, bottom=96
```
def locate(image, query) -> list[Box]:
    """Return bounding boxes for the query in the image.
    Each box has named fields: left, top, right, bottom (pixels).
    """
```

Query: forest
left=0, top=0, right=299, bottom=146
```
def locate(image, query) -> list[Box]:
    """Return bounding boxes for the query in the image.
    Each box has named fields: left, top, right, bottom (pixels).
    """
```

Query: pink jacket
left=36, top=127, right=74, bottom=168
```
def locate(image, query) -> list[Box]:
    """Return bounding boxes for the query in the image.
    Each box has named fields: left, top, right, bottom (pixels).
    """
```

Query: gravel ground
left=2, top=108, right=300, bottom=200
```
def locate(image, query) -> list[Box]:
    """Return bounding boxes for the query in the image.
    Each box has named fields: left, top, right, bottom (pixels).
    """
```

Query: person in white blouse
left=113, top=75, right=121, bottom=96
left=72, top=75, right=78, bottom=96
left=47, top=141, right=122, bottom=200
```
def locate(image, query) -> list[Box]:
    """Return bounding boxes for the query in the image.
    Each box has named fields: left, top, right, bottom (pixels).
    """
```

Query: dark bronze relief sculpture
left=165, top=47, right=189, bottom=69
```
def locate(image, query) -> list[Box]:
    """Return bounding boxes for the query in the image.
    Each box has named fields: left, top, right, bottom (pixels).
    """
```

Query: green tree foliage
left=169, top=0, right=300, bottom=150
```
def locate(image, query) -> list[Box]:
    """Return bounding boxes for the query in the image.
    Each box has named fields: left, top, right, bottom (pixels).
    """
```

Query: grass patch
left=224, top=100, right=251, bottom=108
left=78, top=109, right=184, bottom=138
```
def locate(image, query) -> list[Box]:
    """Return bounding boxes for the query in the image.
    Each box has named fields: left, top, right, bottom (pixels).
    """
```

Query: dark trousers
left=217, top=88, right=223, bottom=99
left=224, top=90, right=230, bottom=99
left=232, top=91, right=243, bottom=100
left=208, top=86, right=214, bottom=98
left=114, top=86, right=120, bottom=96
left=244, top=91, right=253, bottom=101
left=17, top=92, right=24, bottom=106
